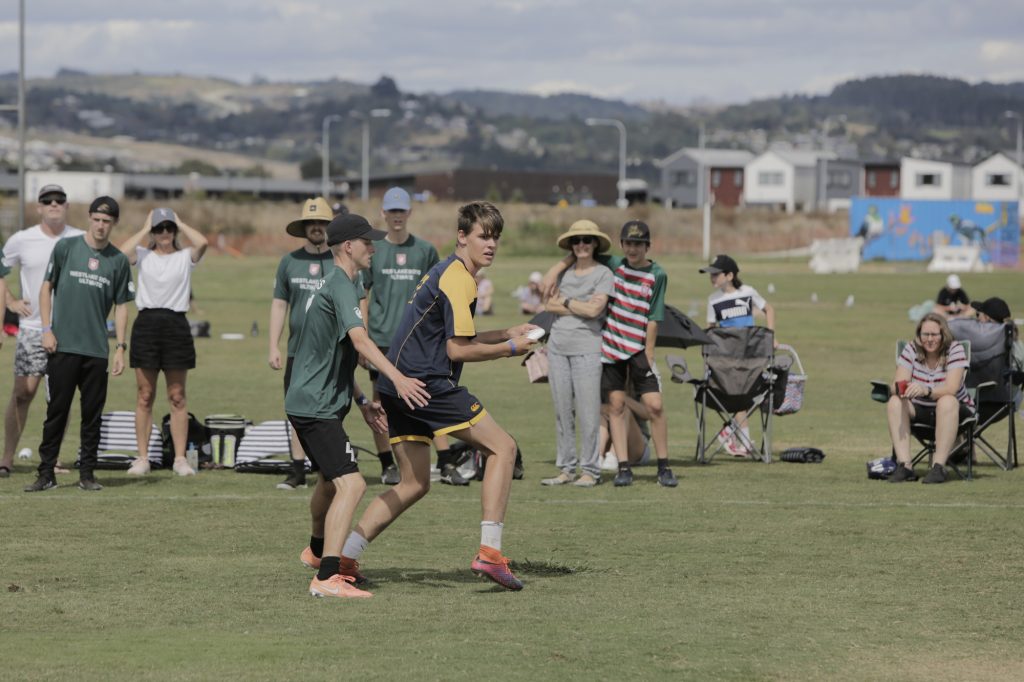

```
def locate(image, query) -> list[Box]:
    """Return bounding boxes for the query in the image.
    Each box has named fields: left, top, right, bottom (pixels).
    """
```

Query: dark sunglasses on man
left=569, top=236, right=595, bottom=245
left=40, top=196, right=66, bottom=206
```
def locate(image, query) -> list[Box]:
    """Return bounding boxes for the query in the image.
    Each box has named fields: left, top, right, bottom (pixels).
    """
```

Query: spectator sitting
left=933, top=274, right=970, bottom=318
left=474, top=269, right=494, bottom=316
left=597, top=389, right=651, bottom=472
left=887, top=312, right=974, bottom=485
left=966, top=297, right=1024, bottom=408
left=514, top=271, right=545, bottom=315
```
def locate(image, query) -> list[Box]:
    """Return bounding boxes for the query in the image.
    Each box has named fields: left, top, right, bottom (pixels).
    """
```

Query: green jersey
left=361, top=234, right=439, bottom=347
left=273, top=248, right=336, bottom=357
left=284, top=269, right=365, bottom=420
left=45, top=236, right=134, bottom=358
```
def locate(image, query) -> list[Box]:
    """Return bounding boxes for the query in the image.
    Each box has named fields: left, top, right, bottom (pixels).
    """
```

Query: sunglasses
left=151, top=223, right=177, bottom=234
left=41, top=196, right=66, bottom=206
left=569, top=236, right=595, bottom=245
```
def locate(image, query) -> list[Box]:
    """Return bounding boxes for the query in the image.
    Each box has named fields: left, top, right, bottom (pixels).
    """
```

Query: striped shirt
left=897, top=340, right=973, bottom=407
left=600, top=255, right=667, bottom=363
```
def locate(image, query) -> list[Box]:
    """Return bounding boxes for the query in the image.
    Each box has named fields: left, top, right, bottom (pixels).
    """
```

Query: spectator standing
left=24, top=197, right=134, bottom=492
left=268, top=198, right=337, bottom=490
left=120, top=208, right=208, bottom=477
left=1, top=185, right=83, bottom=477
left=540, top=220, right=613, bottom=488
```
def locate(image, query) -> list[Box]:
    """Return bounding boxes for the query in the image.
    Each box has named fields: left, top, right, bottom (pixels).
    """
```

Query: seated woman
left=597, top=389, right=651, bottom=471
left=887, top=312, right=974, bottom=484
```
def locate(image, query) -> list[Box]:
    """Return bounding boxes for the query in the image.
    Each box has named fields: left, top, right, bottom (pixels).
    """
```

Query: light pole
left=818, top=114, right=846, bottom=211
left=1005, top=110, right=1023, bottom=206
left=352, top=108, right=392, bottom=202
left=321, top=114, right=342, bottom=199
left=586, top=117, right=628, bottom=208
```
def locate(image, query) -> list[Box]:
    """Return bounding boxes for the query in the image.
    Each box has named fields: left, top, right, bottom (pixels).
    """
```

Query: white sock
left=341, top=531, right=369, bottom=560
left=480, top=521, right=503, bottom=552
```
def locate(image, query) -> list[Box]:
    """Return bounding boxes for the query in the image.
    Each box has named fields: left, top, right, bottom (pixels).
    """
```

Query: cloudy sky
left=1, top=1, right=1022, bottom=104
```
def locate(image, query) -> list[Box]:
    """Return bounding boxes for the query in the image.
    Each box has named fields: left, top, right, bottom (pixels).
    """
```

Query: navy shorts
left=912, top=400, right=975, bottom=427
left=601, top=352, right=662, bottom=398
left=380, top=387, right=487, bottom=446
left=287, top=415, right=358, bottom=480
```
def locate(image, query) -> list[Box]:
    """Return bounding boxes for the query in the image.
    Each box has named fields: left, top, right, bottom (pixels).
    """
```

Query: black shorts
left=601, top=353, right=662, bottom=398
left=284, top=356, right=295, bottom=397
left=287, top=415, right=359, bottom=480
left=380, top=387, right=487, bottom=446
left=367, top=345, right=389, bottom=384
left=130, top=308, right=196, bottom=370
left=912, top=400, right=975, bottom=427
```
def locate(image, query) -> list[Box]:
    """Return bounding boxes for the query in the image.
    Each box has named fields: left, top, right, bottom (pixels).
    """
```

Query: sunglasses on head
left=569, top=236, right=595, bottom=245
left=41, top=196, right=66, bottom=206
left=151, top=223, right=177, bottom=234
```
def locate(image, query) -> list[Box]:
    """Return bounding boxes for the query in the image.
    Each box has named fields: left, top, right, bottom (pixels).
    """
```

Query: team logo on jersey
left=354, top=307, right=363, bottom=320
left=396, top=253, right=407, bottom=266
left=309, top=263, right=320, bottom=276
left=88, top=258, right=99, bottom=271
left=470, top=402, right=481, bottom=413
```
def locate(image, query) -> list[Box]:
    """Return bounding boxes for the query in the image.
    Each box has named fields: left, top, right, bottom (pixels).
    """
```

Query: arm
left=905, top=366, right=964, bottom=400
left=349, top=326, right=430, bottom=409
left=111, top=303, right=128, bottom=376
left=119, top=211, right=153, bottom=265
left=39, top=281, right=56, bottom=352
left=177, top=220, right=209, bottom=263
left=539, top=254, right=575, bottom=300
left=0, top=278, right=5, bottom=348
left=353, top=379, right=388, bottom=434
left=357, top=290, right=371, bottom=369
left=644, top=320, right=658, bottom=363
left=550, top=293, right=609, bottom=320
left=763, top=302, right=775, bottom=331
left=268, top=298, right=288, bottom=370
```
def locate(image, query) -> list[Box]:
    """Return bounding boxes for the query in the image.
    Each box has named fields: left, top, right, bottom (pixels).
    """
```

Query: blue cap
left=382, top=187, right=411, bottom=211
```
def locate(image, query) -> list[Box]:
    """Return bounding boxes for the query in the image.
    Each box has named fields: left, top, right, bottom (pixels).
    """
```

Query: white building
left=899, top=158, right=971, bottom=201
left=26, top=171, right=125, bottom=204
left=971, top=152, right=1023, bottom=204
left=743, top=150, right=832, bottom=213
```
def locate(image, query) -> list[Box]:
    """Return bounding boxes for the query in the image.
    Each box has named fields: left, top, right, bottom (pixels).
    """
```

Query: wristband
left=356, top=395, right=369, bottom=407
left=507, top=339, right=517, bottom=356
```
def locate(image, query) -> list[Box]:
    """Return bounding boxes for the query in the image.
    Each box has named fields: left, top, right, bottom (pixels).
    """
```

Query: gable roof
left=656, top=147, right=753, bottom=168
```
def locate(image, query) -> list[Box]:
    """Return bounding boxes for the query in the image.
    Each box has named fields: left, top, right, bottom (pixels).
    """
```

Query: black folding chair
left=680, top=327, right=777, bottom=464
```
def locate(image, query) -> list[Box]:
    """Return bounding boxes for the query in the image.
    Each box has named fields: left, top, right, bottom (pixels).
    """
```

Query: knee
left=646, top=401, right=664, bottom=420
left=13, top=385, right=35, bottom=405
left=402, top=478, right=430, bottom=502
left=607, top=397, right=625, bottom=417
left=136, top=386, right=156, bottom=408
left=336, top=473, right=366, bottom=498
left=936, top=394, right=959, bottom=415
left=168, top=390, right=187, bottom=411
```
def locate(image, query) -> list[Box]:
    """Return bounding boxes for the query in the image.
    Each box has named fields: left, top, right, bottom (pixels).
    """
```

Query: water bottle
left=250, top=321, right=259, bottom=337
left=186, top=441, right=199, bottom=472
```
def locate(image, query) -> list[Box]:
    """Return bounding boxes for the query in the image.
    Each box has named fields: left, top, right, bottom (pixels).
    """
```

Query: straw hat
left=556, top=219, right=611, bottom=253
left=285, top=197, right=334, bottom=237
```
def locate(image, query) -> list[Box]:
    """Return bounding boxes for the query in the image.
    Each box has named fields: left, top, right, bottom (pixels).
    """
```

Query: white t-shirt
left=707, top=284, right=767, bottom=328
left=135, top=247, right=196, bottom=312
left=1, top=224, right=84, bottom=329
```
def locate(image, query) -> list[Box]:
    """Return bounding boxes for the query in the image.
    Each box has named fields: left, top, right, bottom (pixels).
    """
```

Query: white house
left=899, top=157, right=971, bottom=201
left=26, top=171, right=125, bottom=204
left=971, top=152, right=1023, bottom=203
left=743, top=150, right=831, bottom=213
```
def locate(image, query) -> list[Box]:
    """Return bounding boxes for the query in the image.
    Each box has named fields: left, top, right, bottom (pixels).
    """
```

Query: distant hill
left=444, top=89, right=651, bottom=121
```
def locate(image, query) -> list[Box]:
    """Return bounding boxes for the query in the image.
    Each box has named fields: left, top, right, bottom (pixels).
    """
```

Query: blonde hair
left=913, top=312, right=954, bottom=367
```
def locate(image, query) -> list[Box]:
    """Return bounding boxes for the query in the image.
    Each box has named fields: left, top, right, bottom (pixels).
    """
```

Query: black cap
left=620, top=220, right=651, bottom=243
left=88, top=196, right=120, bottom=220
left=38, top=184, right=66, bottom=201
left=970, top=296, right=1012, bottom=321
left=326, top=213, right=387, bottom=246
left=700, top=254, right=739, bottom=275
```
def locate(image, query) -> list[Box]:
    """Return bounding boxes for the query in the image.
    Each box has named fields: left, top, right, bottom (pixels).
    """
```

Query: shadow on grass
left=365, top=559, right=588, bottom=591
left=88, top=475, right=169, bottom=489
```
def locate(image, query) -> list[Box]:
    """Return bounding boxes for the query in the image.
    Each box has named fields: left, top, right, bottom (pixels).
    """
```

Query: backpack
left=161, top=413, right=212, bottom=469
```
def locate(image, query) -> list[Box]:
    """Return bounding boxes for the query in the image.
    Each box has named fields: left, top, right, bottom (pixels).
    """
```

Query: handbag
left=773, top=344, right=806, bottom=416
left=521, top=346, right=549, bottom=383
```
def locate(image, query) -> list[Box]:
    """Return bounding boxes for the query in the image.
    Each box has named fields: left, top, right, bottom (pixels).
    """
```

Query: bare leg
left=134, top=368, right=159, bottom=462
left=352, top=440, right=431, bottom=542
left=450, top=414, right=517, bottom=523
left=606, top=390, right=629, bottom=464
left=641, top=391, right=668, bottom=461
left=165, top=369, right=189, bottom=463
left=322, top=472, right=367, bottom=557
left=2, top=375, right=41, bottom=469
left=931, top=395, right=960, bottom=466
left=887, top=396, right=915, bottom=465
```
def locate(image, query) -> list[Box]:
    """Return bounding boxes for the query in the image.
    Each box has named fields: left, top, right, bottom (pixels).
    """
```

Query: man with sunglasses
left=25, top=196, right=134, bottom=492
left=1, top=185, right=83, bottom=479
left=357, top=188, right=469, bottom=486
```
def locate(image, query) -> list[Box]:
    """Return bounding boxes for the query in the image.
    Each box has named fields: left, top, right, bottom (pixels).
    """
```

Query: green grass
left=2, top=253, right=1024, bottom=681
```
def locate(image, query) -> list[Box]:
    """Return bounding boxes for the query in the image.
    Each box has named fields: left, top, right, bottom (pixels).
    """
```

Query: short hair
left=913, top=312, right=954, bottom=367
left=457, top=201, right=503, bottom=239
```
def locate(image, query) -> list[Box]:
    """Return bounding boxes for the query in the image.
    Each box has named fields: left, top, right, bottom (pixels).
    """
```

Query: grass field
left=2, top=252, right=1023, bottom=681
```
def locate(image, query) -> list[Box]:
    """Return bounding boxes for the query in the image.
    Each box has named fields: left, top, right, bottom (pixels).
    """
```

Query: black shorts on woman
left=130, top=308, right=195, bottom=369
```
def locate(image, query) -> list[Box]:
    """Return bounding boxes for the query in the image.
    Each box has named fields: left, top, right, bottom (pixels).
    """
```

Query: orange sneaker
left=300, top=546, right=321, bottom=570
left=309, top=573, right=373, bottom=599
left=339, top=557, right=368, bottom=585
left=471, top=547, right=524, bottom=591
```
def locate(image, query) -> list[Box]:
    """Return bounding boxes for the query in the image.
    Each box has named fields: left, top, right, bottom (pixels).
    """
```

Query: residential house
left=971, top=152, right=1023, bottom=204
left=899, top=157, right=971, bottom=200
left=656, top=148, right=753, bottom=208
left=743, top=150, right=833, bottom=213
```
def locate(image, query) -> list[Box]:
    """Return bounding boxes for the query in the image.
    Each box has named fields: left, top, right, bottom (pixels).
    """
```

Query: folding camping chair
left=74, top=410, right=162, bottom=470
left=870, top=340, right=978, bottom=479
left=683, top=326, right=778, bottom=464
left=949, top=319, right=1020, bottom=471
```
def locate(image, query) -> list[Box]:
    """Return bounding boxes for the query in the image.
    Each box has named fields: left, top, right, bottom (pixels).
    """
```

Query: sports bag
left=160, top=413, right=211, bottom=469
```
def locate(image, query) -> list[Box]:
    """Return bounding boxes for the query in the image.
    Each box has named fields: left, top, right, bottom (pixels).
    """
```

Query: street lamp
left=1004, top=110, right=1022, bottom=205
left=321, top=114, right=343, bottom=200
left=352, top=108, right=392, bottom=202
left=585, top=117, right=628, bottom=208
left=818, top=114, right=846, bottom=212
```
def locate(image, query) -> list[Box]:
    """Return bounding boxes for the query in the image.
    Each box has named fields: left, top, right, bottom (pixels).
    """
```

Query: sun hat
left=556, top=219, right=611, bottom=253
left=285, top=197, right=334, bottom=237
